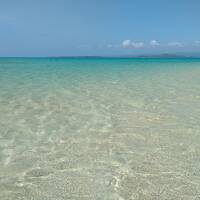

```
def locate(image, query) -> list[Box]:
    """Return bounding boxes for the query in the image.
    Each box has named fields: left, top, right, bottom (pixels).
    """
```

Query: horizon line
left=1, top=55, right=200, bottom=59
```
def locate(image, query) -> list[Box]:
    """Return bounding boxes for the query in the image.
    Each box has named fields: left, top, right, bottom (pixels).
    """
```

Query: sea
left=0, top=57, right=200, bottom=199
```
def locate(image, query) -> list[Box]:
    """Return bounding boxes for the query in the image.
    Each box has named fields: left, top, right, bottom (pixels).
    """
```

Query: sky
left=0, top=0, right=200, bottom=56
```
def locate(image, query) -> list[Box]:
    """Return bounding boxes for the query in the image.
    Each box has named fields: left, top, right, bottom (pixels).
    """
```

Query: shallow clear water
left=1, top=58, right=200, bottom=199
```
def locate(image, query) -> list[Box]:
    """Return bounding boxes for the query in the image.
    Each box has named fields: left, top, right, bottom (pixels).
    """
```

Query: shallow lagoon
left=1, top=58, right=200, bottom=199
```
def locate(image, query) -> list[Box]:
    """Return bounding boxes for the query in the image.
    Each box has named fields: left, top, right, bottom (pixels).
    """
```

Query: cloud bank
left=122, top=40, right=132, bottom=47
left=122, top=40, right=144, bottom=48
left=106, top=40, right=200, bottom=49
left=150, top=40, right=160, bottom=46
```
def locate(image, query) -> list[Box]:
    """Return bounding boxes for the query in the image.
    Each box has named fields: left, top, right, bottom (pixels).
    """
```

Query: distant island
left=52, top=53, right=200, bottom=59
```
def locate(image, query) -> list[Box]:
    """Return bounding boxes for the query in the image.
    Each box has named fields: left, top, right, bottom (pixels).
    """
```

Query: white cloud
left=122, top=40, right=132, bottom=47
left=122, top=40, right=144, bottom=48
left=150, top=40, right=159, bottom=46
left=132, top=42, right=144, bottom=48
left=168, top=42, right=183, bottom=47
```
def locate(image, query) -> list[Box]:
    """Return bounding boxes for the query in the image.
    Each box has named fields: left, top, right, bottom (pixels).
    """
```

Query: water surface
left=1, top=58, right=200, bottom=199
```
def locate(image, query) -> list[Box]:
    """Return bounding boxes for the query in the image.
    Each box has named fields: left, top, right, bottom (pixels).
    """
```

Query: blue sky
left=0, top=0, right=200, bottom=56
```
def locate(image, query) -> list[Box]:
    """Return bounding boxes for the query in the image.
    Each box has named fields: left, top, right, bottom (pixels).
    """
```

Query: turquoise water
left=1, top=58, right=200, bottom=199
